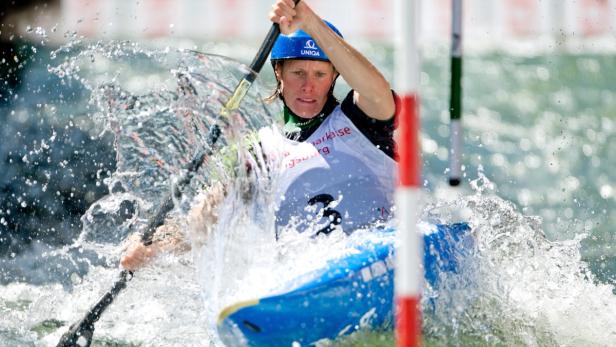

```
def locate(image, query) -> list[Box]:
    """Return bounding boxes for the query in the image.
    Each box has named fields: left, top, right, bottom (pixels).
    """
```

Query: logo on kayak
left=301, top=39, right=320, bottom=57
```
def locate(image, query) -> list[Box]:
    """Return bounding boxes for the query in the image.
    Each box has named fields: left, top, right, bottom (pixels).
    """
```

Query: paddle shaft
left=55, top=3, right=298, bottom=343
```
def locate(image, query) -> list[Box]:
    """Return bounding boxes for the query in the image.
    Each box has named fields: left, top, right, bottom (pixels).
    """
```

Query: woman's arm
left=120, top=182, right=226, bottom=271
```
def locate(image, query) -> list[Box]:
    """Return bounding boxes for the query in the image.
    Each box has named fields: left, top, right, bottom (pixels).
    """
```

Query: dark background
left=0, top=0, right=116, bottom=258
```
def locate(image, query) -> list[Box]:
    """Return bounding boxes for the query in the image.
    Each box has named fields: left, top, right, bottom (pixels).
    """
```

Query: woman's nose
left=301, top=76, right=315, bottom=91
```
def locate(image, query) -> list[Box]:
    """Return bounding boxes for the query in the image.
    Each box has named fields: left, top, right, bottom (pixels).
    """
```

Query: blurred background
left=1, top=0, right=615, bottom=346
left=6, top=1, right=616, bottom=51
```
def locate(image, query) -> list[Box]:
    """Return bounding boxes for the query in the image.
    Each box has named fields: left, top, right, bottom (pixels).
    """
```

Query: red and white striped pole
left=394, top=0, right=422, bottom=346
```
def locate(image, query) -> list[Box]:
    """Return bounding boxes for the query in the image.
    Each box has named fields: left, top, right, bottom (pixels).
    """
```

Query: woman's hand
left=120, top=224, right=183, bottom=271
left=269, top=0, right=316, bottom=35
left=120, top=233, right=159, bottom=271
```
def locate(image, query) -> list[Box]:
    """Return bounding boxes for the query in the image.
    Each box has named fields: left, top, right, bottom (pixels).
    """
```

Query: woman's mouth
left=297, top=98, right=316, bottom=104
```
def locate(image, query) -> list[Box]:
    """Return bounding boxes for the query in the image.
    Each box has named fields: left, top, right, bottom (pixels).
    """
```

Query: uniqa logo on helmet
left=300, top=39, right=321, bottom=57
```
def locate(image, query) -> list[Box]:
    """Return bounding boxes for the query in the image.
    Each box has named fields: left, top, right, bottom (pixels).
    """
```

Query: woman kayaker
left=121, top=0, right=397, bottom=271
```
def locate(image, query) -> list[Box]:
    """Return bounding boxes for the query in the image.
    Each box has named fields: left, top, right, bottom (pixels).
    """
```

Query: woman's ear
left=274, top=61, right=284, bottom=80
left=275, top=62, right=285, bottom=96
left=331, top=65, right=339, bottom=84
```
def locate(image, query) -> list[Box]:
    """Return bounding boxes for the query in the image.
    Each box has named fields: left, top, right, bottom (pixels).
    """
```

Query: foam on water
left=423, top=173, right=616, bottom=346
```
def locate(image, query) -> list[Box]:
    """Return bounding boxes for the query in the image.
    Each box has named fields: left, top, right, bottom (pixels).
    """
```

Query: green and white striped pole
left=448, top=0, right=463, bottom=186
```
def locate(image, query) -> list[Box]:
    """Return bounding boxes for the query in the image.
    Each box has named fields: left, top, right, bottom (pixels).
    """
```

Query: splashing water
left=176, top=160, right=616, bottom=347
left=50, top=40, right=280, bottom=246
left=2, top=39, right=279, bottom=346
left=421, top=174, right=616, bottom=346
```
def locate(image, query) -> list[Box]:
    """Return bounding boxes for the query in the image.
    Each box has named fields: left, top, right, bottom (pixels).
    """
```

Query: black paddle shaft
left=246, top=24, right=280, bottom=83
left=246, top=0, right=301, bottom=82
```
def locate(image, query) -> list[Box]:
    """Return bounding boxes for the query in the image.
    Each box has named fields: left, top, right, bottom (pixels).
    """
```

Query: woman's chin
left=294, top=108, right=319, bottom=119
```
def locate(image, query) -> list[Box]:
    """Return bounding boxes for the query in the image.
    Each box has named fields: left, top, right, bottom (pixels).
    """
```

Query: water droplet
left=35, top=26, right=47, bottom=37
left=599, top=185, right=613, bottom=199
left=70, top=272, right=82, bottom=284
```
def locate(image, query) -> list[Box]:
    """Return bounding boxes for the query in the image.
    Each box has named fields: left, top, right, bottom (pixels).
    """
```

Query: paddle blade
left=220, top=78, right=253, bottom=117
left=56, top=319, right=94, bottom=347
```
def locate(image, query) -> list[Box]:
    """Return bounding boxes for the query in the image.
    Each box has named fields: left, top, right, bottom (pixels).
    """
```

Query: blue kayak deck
left=217, top=222, right=472, bottom=346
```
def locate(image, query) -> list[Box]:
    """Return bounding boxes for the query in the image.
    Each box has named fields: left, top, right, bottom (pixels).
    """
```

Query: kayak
left=216, top=222, right=472, bottom=346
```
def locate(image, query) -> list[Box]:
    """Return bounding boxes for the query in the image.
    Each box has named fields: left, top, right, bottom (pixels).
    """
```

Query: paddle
left=56, top=3, right=298, bottom=345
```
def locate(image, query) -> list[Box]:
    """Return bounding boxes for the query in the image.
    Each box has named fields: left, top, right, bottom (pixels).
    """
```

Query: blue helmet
left=271, top=20, right=343, bottom=62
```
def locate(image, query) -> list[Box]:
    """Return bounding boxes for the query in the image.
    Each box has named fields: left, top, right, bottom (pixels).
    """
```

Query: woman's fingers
left=120, top=241, right=157, bottom=271
left=270, top=0, right=300, bottom=34
left=271, top=2, right=296, bottom=19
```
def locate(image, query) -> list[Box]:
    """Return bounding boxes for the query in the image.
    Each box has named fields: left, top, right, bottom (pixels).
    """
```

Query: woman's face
left=276, top=59, right=337, bottom=118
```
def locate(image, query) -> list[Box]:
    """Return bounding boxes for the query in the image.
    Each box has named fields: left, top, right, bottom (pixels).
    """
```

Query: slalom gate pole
left=394, top=0, right=422, bottom=346
left=448, top=0, right=463, bottom=186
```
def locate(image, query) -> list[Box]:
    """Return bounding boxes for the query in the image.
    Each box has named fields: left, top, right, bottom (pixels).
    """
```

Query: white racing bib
left=259, top=107, right=397, bottom=235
